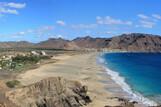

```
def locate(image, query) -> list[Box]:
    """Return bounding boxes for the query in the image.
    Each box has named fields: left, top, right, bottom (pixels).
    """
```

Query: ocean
left=99, top=53, right=161, bottom=106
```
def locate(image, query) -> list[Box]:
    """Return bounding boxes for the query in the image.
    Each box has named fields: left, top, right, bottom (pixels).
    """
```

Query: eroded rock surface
left=6, top=77, right=91, bottom=107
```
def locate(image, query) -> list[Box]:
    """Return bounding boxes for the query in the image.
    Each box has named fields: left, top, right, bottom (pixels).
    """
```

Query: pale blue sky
left=0, top=0, right=161, bottom=42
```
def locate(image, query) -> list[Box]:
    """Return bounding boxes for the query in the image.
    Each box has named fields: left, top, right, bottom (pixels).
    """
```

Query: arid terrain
left=0, top=51, right=158, bottom=107
left=0, top=33, right=160, bottom=107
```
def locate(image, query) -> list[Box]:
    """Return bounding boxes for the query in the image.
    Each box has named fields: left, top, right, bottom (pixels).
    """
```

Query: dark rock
left=105, top=97, right=135, bottom=107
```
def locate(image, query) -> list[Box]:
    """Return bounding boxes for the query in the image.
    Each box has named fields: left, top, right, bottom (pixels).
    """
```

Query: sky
left=0, top=0, right=161, bottom=42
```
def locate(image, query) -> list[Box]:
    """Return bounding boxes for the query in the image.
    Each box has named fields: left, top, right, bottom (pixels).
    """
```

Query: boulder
left=31, top=51, right=39, bottom=56
left=40, top=51, right=46, bottom=56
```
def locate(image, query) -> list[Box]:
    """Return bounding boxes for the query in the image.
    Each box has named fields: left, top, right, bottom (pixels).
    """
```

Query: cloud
left=8, top=25, right=54, bottom=39
left=5, top=2, right=26, bottom=9
left=96, top=16, right=103, bottom=24
left=32, top=26, right=54, bottom=37
left=71, top=24, right=97, bottom=29
left=49, top=34, right=65, bottom=39
left=57, top=34, right=63, bottom=38
left=138, top=14, right=161, bottom=20
left=138, top=14, right=149, bottom=19
left=96, top=16, right=132, bottom=25
left=36, top=26, right=54, bottom=32
left=152, top=14, right=161, bottom=20
left=135, top=14, right=161, bottom=28
left=139, top=20, right=155, bottom=28
left=96, top=31, right=114, bottom=35
left=56, top=20, right=66, bottom=26
left=0, top=2, right=26, bottom=15
left=0, top=8, right=18, bottom=15
left=137, top=14, right=160, bottom=28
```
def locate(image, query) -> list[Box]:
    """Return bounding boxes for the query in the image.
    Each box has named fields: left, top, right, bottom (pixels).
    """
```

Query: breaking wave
left=97, top=55, right=157, bottom=106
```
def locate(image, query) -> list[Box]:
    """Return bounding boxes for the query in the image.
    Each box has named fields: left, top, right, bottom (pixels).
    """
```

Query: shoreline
left=98, top=53, right=158, bottom=106
left=16, top=52, right=154, bottom=107
left=16, top=53, right=122, bottom=106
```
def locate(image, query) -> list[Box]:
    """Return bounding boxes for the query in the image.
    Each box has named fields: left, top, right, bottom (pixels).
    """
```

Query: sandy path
left=17, top=53, right=122, bottom=107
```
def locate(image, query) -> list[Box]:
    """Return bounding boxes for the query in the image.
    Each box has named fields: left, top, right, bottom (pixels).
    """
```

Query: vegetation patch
left=6, top=80, right=20, bottom=88
left=0, top=55, right=51, bottom=72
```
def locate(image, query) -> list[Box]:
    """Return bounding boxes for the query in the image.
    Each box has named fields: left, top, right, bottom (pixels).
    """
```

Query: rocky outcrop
left=6, top=77, right=91, bottom=107
left=104, top=98, right=136, bottom=107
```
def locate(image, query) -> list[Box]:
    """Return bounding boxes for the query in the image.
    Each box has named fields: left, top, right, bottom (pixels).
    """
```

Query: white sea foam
left=98, top=56, right=158, bottom=106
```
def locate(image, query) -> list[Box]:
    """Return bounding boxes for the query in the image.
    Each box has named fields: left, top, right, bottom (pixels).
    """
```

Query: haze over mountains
left=1, top=33, right=161, bottom=52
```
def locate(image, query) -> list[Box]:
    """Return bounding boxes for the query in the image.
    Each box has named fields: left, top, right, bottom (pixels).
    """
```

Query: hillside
left=0, top=33, right=161, bottom=52
left=106, top=33, right=161, bottom=52
left=0, top=41, right=34, bottom=49
left=35, top=38, right=79, bottom=50
left=36, top=33, right=161, bottom=52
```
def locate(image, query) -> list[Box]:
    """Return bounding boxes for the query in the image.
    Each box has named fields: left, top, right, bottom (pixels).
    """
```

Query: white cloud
left=8, top=25, right=54, bottom=39
left=96, top=31, right=113, bottom=34
left=33, top=26, right=54, bottom=37
left=56, top=20, right=66, bottom=26
left=105, top=31, right=113, bottom=34
left=152, top=14, right=161, bottom=20
left=96, top=16, right=103, bottom=24
left=138, top=14, right=161, bottom=21
left=139, top=20, right=155, bottom=28
left=49, top=34, right=64, bottom=39
left=18, top=31, right=25, bottom=35
left=6, top=2, right=26, bottom=9
left=136, top=14, right=160, bottom=28
left=71, top=24, right=97, bottom=29
left=138, top=14, right=149, bottom=19
left=57, top=34, right=63, bottom=38
left=0, top=2, right=26, bottom=15
left=26, top=29, right=33, bottom=33
left=38, top=26, right=54, bottom=31
left=96, top=16, right=132, bottom=25
left=0, top=8, right=18, bottom=14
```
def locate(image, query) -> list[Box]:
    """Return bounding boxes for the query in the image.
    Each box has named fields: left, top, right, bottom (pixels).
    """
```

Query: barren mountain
left=106, top=33, right=161, bottom=52
left=72, top=33, right=161, bottom=52
left=0, top=33, right=161, bottom=52
left=72, top=36, right=108, bottom=49
left=35, top=38, right=79, bottom=50
left=0, top=41, right=34, bottom=48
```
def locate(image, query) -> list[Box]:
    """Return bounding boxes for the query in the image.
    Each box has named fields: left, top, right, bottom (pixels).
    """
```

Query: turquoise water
left=101, top=53, right=161, bottom=105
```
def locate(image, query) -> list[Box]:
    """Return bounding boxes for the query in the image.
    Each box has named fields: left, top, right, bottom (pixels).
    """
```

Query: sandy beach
left=16, top=53, right=137, bottom=107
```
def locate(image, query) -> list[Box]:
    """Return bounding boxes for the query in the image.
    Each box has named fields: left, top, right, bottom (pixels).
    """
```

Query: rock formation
left=6, top=77, right=91, bottom=107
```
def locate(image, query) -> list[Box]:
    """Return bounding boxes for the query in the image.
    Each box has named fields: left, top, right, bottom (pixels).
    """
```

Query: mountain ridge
left=0, top=33, right=161, bottom=52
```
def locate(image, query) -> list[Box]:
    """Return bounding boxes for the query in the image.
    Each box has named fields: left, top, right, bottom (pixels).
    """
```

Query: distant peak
left=73, top=35, right=93, bottom=41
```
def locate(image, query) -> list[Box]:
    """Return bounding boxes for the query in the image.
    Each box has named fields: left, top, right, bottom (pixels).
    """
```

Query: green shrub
left=12, top=55, right=50, bottom=64
left=13, top=55, right=37, bottom=63
left=6, top=80, right=20, bottom=88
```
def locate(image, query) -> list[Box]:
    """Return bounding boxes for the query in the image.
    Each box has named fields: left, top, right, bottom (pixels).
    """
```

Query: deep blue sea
left=100, top=53, right=161, bottom=106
